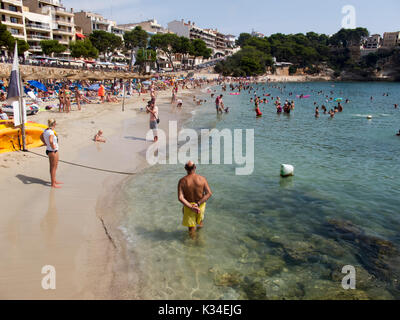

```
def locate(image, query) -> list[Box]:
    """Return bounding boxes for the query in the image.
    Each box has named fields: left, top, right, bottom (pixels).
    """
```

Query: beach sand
left=0, top=87, right=198, bottom=299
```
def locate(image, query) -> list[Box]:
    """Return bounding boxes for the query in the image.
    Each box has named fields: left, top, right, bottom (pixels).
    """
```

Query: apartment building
left=74, top=10, right=113, bottom=35
left=24, top=10, right=51, bottom=52
left=382, top=32, right=400, bottom=48
left=23, top=0, right=75, bottom=45
left=364, top=34, right=381, bottom=49
left=168, top=19, right=229, bottom=57
left=119, top=19, right=167, bottom=35
left=0, top=0, right=26, bottom=40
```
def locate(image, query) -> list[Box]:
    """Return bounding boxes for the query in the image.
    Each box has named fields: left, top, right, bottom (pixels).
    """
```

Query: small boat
left=0, top=121, right=50, bottom=154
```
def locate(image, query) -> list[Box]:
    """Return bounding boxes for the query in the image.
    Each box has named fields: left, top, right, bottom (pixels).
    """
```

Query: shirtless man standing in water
left=178, top=161, right=213, bottom=239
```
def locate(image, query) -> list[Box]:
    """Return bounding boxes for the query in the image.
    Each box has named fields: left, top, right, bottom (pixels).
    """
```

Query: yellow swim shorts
left=182, top=202, right=206, bottom=228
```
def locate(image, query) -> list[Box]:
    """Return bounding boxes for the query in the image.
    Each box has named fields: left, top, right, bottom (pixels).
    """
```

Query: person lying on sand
left=106, top=92, right=119, bottom=103
left=94, top=130, right=106, bottom=143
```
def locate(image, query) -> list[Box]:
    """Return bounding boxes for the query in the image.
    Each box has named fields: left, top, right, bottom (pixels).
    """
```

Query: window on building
left=1, top=15, right=5, bottom=22
left=9, top=5, right=18, bottom=12
left=10, top=17, right=18, bottom=24
left=10, top=29, right=19, bottom=35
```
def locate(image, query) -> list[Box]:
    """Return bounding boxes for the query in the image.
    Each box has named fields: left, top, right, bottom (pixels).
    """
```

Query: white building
left=118, top=19, right=167, bottom=35
left=24, top=10, right=52, bottom=53
left=23, top=0, right=75, bottom=46
left=364, top=34, right=381, bottom=49
left=168, top=19, right=228, bottom=57
left=0, top=0, right=26, bottom=40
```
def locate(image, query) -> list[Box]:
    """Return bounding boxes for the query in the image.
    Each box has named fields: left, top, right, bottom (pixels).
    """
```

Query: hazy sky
left=64, top=0, right=400, bottom=36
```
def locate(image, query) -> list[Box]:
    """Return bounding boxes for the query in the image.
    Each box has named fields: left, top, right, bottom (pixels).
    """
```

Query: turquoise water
left=117, top=82, right=400, bottom=300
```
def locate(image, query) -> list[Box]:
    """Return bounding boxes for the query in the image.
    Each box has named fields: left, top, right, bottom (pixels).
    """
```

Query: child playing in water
left=94, top=130, right=106, bottom=143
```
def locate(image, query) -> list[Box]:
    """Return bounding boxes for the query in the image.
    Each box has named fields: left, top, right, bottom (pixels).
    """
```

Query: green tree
left=215, top=46, right=273, bottom=76
left=89, top=30, right=123, bottom=61
left=135, top=48, right=157, bottom=73
left=15, top=39, right=30, bottom=56
left=0, top=23, right=15, bottom=51
left=123, top=26, right=149, bottom=70
left=189, top=38, right=212, bottom=67
left=40, top=40, right=67, bottom=56
left=149, top=33, right=181, bottom=71
left=329, top=28, right=369, bottom=47
left=236, top=33, right=252, bottom=47
left=69, top=38, right=99, bottom=59
left=289, top=65, right=297, bottom=75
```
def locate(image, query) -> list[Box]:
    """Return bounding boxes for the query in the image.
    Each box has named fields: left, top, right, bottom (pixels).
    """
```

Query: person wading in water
left=178, top=161, right=213, bottom=239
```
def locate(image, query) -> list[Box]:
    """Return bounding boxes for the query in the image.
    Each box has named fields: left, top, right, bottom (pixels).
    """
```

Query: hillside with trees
left=215, top=27, right=400, bottom=80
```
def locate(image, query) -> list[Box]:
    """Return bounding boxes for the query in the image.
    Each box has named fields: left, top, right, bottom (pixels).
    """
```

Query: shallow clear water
left=117, top=82, right=400, bottom=300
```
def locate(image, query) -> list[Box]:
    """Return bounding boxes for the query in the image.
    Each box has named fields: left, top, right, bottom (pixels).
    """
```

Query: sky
left=64, top=0, right=400, bottom=37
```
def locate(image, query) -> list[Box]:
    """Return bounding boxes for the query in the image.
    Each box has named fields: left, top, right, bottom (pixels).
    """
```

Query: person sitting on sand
left=94, top=130, right=106, bottom=143
left=106, top=92, right=119, bottom=103
left=177, top=99, right=183, bottom=108
left=178, top=161, right=213, bottom=239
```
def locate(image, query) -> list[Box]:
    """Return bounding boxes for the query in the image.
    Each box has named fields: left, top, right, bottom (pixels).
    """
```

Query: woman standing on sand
left=40, top=119, right=62, bottom=189
left=64, top=85, right=72, bottom=113
left=58, top=87, right=65, bottom=112
left=74, top=87, right=81, bottom=111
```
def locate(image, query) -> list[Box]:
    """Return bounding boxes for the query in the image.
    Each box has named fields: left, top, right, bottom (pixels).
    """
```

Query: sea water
left=116, top=82, right=400, bottom=300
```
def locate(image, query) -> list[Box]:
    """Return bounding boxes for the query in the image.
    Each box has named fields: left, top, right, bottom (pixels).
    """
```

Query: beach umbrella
left=88, top=84, right=100, bottom=91
left=28, top=80, right=48, bottom=92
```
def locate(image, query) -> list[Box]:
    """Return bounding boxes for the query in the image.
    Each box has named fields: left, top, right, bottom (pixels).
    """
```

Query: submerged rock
left=325, top=219, right=363, bottom=240
left=282, top=241, right=317, bottom=264
left=214, top=271, right=243, bottom=287
left=310, top=234, right=346, bottom=258
left=241, top=278, right=267, bottom=300
left=330, top=266, right=375, bottom=290
left=263, top=255, right=286, bottom=276
left=304, top=280, right=370, bottom=300
left=356, top=235, right=400, bottom=284
left=322, top=218, right=400, bottom=294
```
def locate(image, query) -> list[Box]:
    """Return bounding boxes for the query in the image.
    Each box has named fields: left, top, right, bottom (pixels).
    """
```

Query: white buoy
left=367, top=115, right=372, bottom=119
left=281, top=164, right=294, bottom=177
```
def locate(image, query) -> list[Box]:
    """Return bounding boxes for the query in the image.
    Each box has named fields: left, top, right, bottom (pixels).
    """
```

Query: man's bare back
left=178, top=174, right=208, bottom=203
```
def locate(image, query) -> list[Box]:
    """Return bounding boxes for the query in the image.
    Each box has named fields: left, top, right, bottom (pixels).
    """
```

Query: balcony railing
left=29, top=46, right=42, bottom=51
left=26, top=23, right=51, bottom=30
left=27, top=34, right=52, bottom=40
